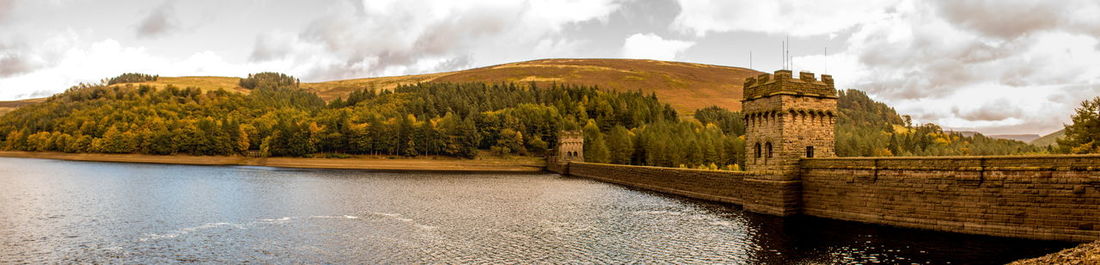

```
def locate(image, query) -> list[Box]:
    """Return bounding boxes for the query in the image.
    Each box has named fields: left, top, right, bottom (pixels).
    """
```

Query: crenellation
left=743, top=70, right=837, bottom=175
left=799, top=72, right=816, bottom=81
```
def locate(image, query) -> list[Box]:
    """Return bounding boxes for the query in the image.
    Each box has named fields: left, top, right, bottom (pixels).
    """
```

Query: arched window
left=754, top=143, right=762, bottom=159
left=765, top=142, right=773, bottom=158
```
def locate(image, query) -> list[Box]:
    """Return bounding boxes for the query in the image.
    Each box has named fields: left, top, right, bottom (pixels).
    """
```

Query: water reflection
left=0, top=157, right=1073, bottom=264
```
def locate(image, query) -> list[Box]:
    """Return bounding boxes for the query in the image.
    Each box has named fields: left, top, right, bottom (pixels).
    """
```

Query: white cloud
left=250, top=0, right=624, bottom=81
left=135, top=3, right=179, bottom=39
left=0, top=0, right=627, bottom=99
left=785, top=0, right=1100, bottom=134
left=620, top=33, right=694, bottom=60
left=0, top=32, right=263, bottom=99
left=672, top=0, right=899, bottom=37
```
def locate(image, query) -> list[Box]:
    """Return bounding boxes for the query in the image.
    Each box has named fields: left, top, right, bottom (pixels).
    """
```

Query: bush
left=106, top=73, right=158, bottom=85
left=239, top=72, right=299, bottom=89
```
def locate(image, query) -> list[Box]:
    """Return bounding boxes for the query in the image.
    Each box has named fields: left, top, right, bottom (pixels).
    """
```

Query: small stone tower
left=742, top=70, right=837, bottom=174
left=557, top=130, right=584, bottom=163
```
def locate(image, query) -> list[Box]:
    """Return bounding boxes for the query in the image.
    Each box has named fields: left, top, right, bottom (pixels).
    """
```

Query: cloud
left=0, top=0, right=14, bottom=23
left=0, top=54, right=34, bottom=77
left=621, top=33, right=694, bottom=60
left=768, top=0, right=1100, bottom=134
left=0, top=40, right=36, bottom=77
left=952, top=98, right=1023, bottom=122
left=135, top=3, right=179, bottom=39
left=249, top=0, right=623, bottom=81
left=933, top=0, right=1100, bottom=40
left=0, top=32, right=266, bottom=100
left=671, top=0, right=899, bottom=37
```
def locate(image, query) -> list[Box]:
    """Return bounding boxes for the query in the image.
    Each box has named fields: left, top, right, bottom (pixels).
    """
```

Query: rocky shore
left=1010, top=241, right=1100, bottom=265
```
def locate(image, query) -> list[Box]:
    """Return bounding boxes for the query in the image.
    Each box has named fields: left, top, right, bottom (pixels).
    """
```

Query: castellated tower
left=742, top=70, right=837, bottom=175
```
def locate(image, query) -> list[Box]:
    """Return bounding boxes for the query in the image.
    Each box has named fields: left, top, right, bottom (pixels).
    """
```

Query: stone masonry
left=549, top=71, right=1100, bottom=242
left=742, top=70, right=837, bottom=175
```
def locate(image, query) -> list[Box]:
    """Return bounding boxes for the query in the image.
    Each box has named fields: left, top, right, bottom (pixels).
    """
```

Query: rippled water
left=0, top=157, right=1073, bottom=264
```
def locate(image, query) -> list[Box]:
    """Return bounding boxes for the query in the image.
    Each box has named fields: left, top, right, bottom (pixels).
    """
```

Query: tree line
left=1055, top=96, right=1100, bottom=154
left=0, top=72, right=1071, bottom=171
left=105, top=73, right=158, bottom=85
left=835, top=89, right=1041, bottom=156
left=2, top=73, right=743, bottom=168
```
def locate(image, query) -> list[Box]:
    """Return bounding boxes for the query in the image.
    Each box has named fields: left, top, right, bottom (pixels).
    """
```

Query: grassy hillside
left=9, top=59, right=760, bottom=115
left=306, top=59, right=759, bottom=114
left=0, top=98, right=46, bottom=116
left=423, top=59, right=759, bottom=113
left=106, top=76, right=250, bottom=94
left=1030, top=129, right=1065, bottom=147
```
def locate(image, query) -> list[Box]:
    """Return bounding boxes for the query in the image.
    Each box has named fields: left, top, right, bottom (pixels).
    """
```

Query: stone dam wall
left=566, top=162, right=801, bottom=216
left=555, top=155, right=1100, bottom=242
left=802, top=156, right=1100, bottom=242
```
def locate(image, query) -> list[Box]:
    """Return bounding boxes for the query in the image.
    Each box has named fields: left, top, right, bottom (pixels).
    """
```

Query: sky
left=0, top=0, right=1098, bottom=136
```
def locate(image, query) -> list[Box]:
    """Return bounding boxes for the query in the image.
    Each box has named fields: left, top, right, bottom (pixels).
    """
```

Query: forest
left=0, top=72, right=1051, bottom=170
left=834, top=90, right=1042, bottom=156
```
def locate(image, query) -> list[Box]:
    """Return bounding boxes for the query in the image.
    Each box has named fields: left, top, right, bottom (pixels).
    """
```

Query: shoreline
left=1010, top=241, right=1099, bottom=264
left=0, top=151, right=546, bottom=173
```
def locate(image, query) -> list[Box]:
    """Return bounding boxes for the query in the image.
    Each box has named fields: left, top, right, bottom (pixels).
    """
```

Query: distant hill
left=305, top=59, right=761, bottom=114
left=1030, top=129, right=1065, bottom=147
left=942, top=131, right=1038, bottom=143
left=949, top=130, right=980, bottom=137
left=988, top=134, right=1041, bottom=143
left=1, top=59, right=761, bottom=115
left=106, top=76, right=251, bottom=94
left=0, top=98, right=46, bottom=116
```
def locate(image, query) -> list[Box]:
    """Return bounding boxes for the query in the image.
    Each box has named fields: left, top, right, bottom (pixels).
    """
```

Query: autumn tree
left=1057, top=97, right=1100, bottom=154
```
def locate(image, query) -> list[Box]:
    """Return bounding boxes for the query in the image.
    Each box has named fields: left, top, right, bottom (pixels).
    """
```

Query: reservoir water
left=0, top=157, right=1073, bottom=264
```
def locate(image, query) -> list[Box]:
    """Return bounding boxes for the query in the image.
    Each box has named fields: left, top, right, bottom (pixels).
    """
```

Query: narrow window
left=806, top=146, right=815, bottom=158
left=754, top=143, right=761, bottom=159
left=765, top=142, right=773, bottom=158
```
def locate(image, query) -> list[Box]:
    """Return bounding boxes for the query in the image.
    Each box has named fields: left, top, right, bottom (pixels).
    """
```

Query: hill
left=1030, top=129, right=1065, bottom=147
left=988, top=134, right=1040, bottom=143
left=7, top=59, right=762, bottom=115
left=836, top=90, right=1040, bottom=156
left=305, top=59, right=759, bottom=114
left=0, top=98, right=46, bottom=116
left=106, top=76, right=251, bottom=94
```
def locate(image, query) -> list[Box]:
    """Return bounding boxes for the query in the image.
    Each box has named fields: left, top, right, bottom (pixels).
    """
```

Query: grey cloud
left=0, top=0, right=14, bottom=23
left=433, top=55, right=471, bottom=73
left=934, top=0, right=1061, bottom=40
left=136, top=3, right=179, bottom=39
left=952, top=99, right=1023, bottom=122
left=0, top=54, right=34, bottom=77
left=248, top=33, right=292, bottom=62
left=849, top=6, right=1060, bottom=101
left=0, top=40, right=39, bottom=77
left=1047, top=84, right=1100, bottom=106
left=288, top=6, right=514, bottom=80
left=934, top=0, right=1100, bottom=40
left=249, top=0, right=623, bottom=81
left=18, top=89, right=54, bottom=99
left=345, top=0, right=365, bottom=16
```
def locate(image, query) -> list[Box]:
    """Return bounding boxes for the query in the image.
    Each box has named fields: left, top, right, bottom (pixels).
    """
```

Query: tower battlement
left=741, top=70, right=838, bottom=175
left=743, top=70, right=836, bottom=100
